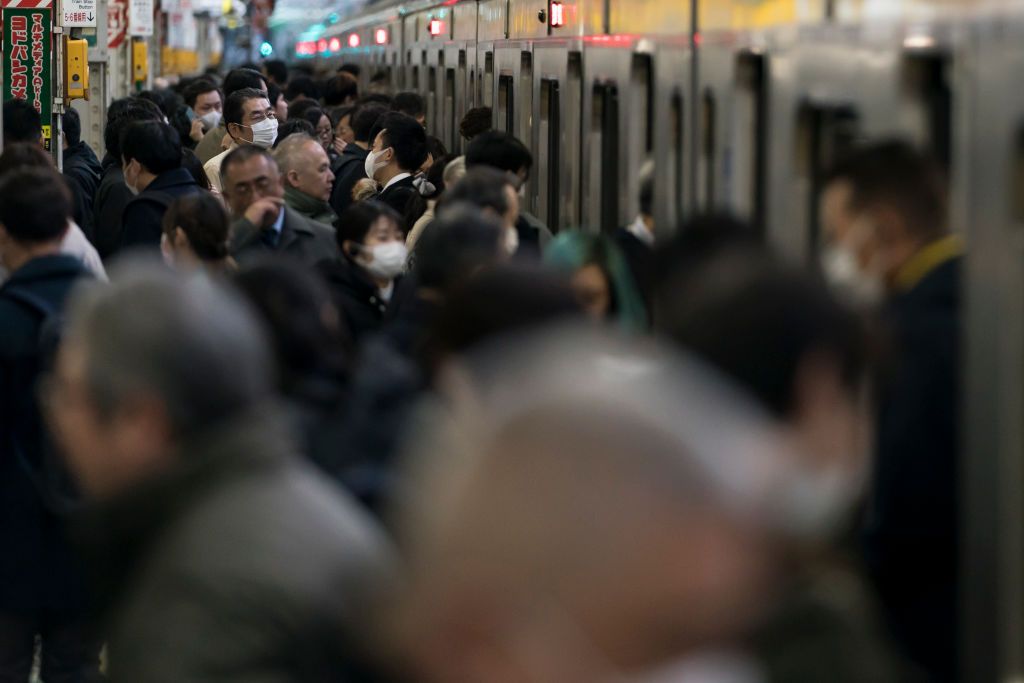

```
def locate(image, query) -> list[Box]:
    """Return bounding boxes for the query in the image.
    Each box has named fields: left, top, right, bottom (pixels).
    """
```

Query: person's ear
left=173, top=226, right=189, bottom=249
left=287, top=169, right=301, bottom=187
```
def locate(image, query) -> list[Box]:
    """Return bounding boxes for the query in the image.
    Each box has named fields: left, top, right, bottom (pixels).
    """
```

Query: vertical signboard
left=107, top=0, right=128, bottom=48
left=2, top=0, right=53, bottom=150
left=128, top=0, right=153, bottom=36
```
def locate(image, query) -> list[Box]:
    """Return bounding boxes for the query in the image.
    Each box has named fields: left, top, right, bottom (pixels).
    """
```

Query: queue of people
left=0, top=59, right=963, bottom=683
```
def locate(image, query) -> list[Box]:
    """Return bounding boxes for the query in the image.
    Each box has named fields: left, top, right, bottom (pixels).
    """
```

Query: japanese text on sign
left=3, top=5, right=53, bottom=149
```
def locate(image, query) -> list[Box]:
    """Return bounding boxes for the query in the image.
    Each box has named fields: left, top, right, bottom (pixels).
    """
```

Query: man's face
left=223, top=154, right=284, bottom=217
left=289, top=140, right=335, bottom=202
left=227, top=97, right=273, bottom=145
left=193, top=89, right=222, bottom=117
left=335, top=114, right=354, bottom=144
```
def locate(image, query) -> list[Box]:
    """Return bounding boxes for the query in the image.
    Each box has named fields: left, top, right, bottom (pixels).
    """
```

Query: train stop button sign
left=62, top=0, right=96, bottom=27
left=2, top=0, right=54, bottom=150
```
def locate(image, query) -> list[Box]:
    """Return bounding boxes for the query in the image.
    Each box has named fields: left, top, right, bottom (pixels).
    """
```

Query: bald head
left=273, top=133, right=334, bottom=202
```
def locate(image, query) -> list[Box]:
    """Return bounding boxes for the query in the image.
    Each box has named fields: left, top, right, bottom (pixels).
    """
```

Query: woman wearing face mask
left=160, top=193, right=235, bottom=273
left=318, top=200, right=408, bottom=345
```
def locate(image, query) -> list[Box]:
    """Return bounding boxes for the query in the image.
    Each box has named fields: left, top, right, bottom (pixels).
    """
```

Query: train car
left=291, top=2, right=1024, bottom=679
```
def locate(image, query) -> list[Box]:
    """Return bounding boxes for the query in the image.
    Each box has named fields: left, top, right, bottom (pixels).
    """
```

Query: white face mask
left=249, top=117, right=278, bottom=148
left=820, top=244, right=883, bottom=308
left=504, top=226, right=519, bottom=255
left=200, top=110, right=222, bottom=130
left=362, top=241, right=407, bottom=281
left=778, top=455, right=868, bottom=539
left=364, top=147, right=391, bottom=182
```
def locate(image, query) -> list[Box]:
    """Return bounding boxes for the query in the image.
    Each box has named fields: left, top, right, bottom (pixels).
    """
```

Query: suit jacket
left=121, top=168, right=204, bottom=250
left=329, top=145, right=370, bottom=217
left=92, top=157, right=133, bottom=259
left=62, top=141, right=103, bottom=243
left=231, top=205, right=338, bottom=268
left=194, top=123, right=228, bottom=164
left=377, top=176, right=417, bottom=220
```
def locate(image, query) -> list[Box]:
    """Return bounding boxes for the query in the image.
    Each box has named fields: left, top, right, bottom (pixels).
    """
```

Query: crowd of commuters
left=0, top=59, right=962, bottom=683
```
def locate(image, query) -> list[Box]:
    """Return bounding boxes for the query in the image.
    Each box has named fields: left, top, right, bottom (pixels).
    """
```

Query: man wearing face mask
left=329, top=103, right=389, bottom=217
left=441, top=167, right=522, bottom=257
left=119, top=121, right=203, bottom=250
left=820, top=141, right=962, bottom=683
left=274, top=133, right=337, bottom=225
left=363, top=112, right=429, bottom=218
left=183, top=78, right=223, bottom=143
left=222, top=146, right=336, bottom=268
left=194, top=67, right=267, bottom=164
left=204, top=88, right=278, bottom=194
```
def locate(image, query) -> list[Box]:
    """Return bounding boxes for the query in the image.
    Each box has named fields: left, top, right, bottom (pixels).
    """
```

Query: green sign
left=3, top=6, right=53, bottom=150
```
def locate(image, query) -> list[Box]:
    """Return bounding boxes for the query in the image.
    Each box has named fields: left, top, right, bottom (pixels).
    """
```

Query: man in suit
left=120, top=121, right=204, bottom=250
left=821, top=141, right=962, bottom=683
left=363, top=112, right=429, bottom=220
left=194, top=68, right=267, bottom=164
left=221, top=146, right=337, bottom=267
left=329, top=103, right=388, bottom=217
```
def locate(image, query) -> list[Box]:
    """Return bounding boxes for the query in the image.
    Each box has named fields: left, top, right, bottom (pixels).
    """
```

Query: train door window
left=669, top=92, right=685, bottom=224
left=428, top=67, right=438, bottom=137
left=631, top=54, right=654, bottom=155
left=589, top=83, right=620, bottom=233
left=456, top=50, right=467, bottom=151
left=484, top=52, right=495, bottom=107
left=699, top=91, right=717, bottom=207
left=795, top=104, right=861, bottom=251
left=538, top=79, right=561, bottom=230
left=520, top=52, right=534, bottom=142
left=734, top=52, right=768, bottom=234
left=412, top=65, right=420, bottom=93
left=565, top=52, right=583, bottom=230
left=445, top=68, right=456, bottom=150
left=901, top=53, right=953, bottom=170
left=1012, top=126, right=1024, bottom=222
left=498, top=75, right=515, bottom=132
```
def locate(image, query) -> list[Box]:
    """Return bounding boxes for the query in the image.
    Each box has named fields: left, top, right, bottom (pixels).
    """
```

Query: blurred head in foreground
left=47, top=260, right=272, bottom=498
left=389, top=327, right=801, bottom=682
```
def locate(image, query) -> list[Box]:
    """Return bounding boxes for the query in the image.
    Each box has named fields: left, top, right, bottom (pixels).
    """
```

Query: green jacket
left=285, top=185, right=338, bottom=226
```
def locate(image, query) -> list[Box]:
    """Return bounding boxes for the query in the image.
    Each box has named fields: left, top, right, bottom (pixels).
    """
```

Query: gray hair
left=273, top=132, right=319, bottom=178
left=65, top=258, right=273, bottom=436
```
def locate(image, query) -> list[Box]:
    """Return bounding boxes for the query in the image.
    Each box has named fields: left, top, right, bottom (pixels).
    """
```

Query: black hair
left=370, top=112, right=428, bottom=172
left=181, top=148, right=211, bottom=190
left=0, top=141, right=54, bottom=175
left=393, top=91, right=426, bottom=119
left=828, top=139, right=948, bottom=241
left=639, top=169, right=654, bottom=217
left=224, top=87, right=268, bottom=127
left=658, top=251, right=868, bottom=418
left=3, top=99, right=42, bottom=143
left=0, top=167, right=71, bottom=243
left=465, top=129, right=532, bottom=175
left=334, top=200, right=403, bottom=256
left=323, top=73, right=359, bottom=106
left=233, top=258, right=350, bottom=392
left=357, top=93, right=393, bottom=108
left=339, top=63, right=361, bottom=78
left=267, top=82, right=283, bottom=109
left=120, top=121, right=183, bottom=174
left=329, top=105, right=355, bottom=129
left=273, top=118, right=316, bottom=148
left=223, top=67, right=266, bottom=96
left=370, top=69, right=390, bottom=85
left=138, top=89, right=183, bottom=121
left=653, top=213, right=762, bottom=290
left=285, top=75, right=320, bottom=102
left=439, top=166, right=513, bottom=217
left=63, top=106, right=82, bottom=146
left=415, top=203, right=504, bottom=291
left=460, top=106, right=493, bottom=141
left=220, top=145, right=275, bottom=184
left=290, top=100, right=328, bottom=129
left=262, top=59, right=289, bottom=86
left=162, top=192, right=230, bottom=261
left=182, top=78, right=221, bottom=109
left=104, top=97, right=164, bottom=161
left=351, top=103, right=389, bottom=143
left=426, top=136, right=448, bottom=163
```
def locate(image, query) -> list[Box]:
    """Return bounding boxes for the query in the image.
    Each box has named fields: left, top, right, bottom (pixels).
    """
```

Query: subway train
left=290, top=1, right=1024, bottom=680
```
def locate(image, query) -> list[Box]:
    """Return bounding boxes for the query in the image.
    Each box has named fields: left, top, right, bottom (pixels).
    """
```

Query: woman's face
left=362, top=215, right=404, bottom=249
left=571, top=263, right=612, bottom=321
left=336, top=114, right=355, bottom=145
left=316, top=114, right=334, bottom=152
left=275, top=94, right=289, bottom=122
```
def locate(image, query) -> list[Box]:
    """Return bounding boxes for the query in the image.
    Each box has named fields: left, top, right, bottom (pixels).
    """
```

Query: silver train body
left=299, top=1, right=1024, bottom=679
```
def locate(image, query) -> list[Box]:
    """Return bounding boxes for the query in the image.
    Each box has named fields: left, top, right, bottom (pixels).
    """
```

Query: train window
left=795, top=103, right=860, bottom=252
left=520, top=52, right=534, bottom=143
left=1012, top=127, right=1024, bottom=223
left=445, top=68, right=456, bottom=150
left=669, top=92, right=685, bottom=225
left=428, top=67, right=438, bottom=137
left=484, top=52, right=494, bottom=107
left=498, top=76, right=515, bottom=132
left=589, top=83, right=620, bottom=233
left=901, top=54, right=953, bottom=171
left=412, top=65, right=420, bottom=93
left=631, top=54, right=654, bottom=155
left=734, top=52, right=768, bottom=235
left=700, top=91, right=717, bottom=207
left=538, top=79, right=561, bottom=230
left=565, top=52, right=583, bottom=230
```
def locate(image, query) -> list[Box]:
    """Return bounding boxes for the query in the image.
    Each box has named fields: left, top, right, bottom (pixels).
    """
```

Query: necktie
left=261, top=227, right=280, bottom=249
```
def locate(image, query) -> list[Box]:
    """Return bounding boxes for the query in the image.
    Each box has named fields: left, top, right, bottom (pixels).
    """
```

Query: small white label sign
left=62, top=0, right=97, bottom=28
left=128, top=0, right=153, bottom=36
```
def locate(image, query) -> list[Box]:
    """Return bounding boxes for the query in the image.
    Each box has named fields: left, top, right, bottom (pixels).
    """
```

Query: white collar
left=627, top=214, right=655, bottom=246
left=383, top=172, right=413, bottom=191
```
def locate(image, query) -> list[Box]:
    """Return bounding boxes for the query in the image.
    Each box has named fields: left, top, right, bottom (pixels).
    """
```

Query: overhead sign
left=61, top=0, right=94, bottom=27
left=128, top=0, right=152, bottom=36
left=2, top=0, right=53, bottom=150
left=107, top=0, right=127, bottom=47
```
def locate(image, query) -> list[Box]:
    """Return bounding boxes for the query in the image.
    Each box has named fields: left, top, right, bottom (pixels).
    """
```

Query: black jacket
left=377, top=176, right=418, bottom=219
left=93, top=156, right=133, bottom=259
left=121, top=168, right=204, bottom=249
left=230, top=205, right=338, bottom=268
left=864, top=254, right=961, bottom=682
left=62, top=141, right=103, bottom=243
left=329, top=145, right=370, bottom=217
left=0, top=255, right=91, bottom=611
left=318, top=258, right=391, bottom=347
left=613, top=227, right=655, bottom=317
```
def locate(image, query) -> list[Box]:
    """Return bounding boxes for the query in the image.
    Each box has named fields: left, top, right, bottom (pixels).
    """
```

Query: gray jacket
left=231, top=205, right=338, bottom=268
left=76, top=409, right=393, bottom=682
